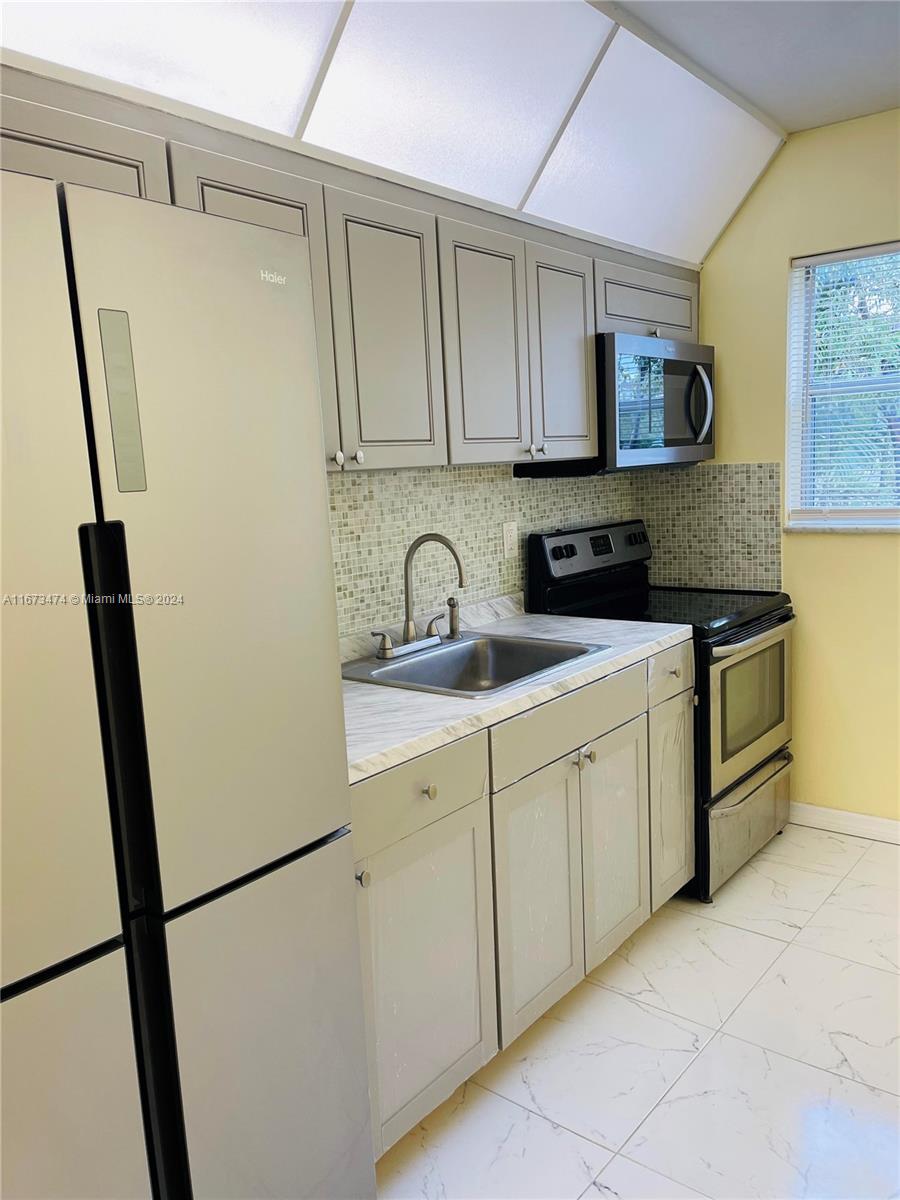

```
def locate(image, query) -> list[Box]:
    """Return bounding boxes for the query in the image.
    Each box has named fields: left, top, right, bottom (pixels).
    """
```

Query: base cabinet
left=649, top=689, right=695, bottom=910
left=493, top=755, right=584, bottom=1047
left=355, top=795, right=497, bottom=1157
left=581, top=715, right=651, bottom=973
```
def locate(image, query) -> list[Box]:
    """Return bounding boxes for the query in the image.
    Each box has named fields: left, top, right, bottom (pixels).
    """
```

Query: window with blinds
left=786, top=242, right=900, bottom=529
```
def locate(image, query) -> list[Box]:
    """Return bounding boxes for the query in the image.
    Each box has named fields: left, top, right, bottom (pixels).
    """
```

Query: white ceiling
left=617, top=0, right=900, bottom=133
left=0, top=0, right=817, bottom=263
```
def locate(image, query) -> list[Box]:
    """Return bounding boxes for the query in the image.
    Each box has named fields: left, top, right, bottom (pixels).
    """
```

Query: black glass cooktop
left=568, top=586, right=791, bottom=635
left=643, top=587, right=791, bottom=633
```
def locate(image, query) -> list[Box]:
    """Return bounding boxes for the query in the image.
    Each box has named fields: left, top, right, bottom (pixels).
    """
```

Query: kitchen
left=0, top=3, right=898, bottom=1199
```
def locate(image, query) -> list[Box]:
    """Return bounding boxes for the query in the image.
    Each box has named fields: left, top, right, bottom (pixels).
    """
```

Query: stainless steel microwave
left=600, top=333, right=715, bottom=470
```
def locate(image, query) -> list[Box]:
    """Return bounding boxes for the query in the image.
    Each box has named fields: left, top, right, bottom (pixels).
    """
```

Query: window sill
left=784, top=520, right=900, bottom=533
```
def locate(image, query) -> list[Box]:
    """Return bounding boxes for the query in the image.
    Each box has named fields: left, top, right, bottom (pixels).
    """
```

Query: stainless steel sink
left=341, top=631, right=610, bottom=699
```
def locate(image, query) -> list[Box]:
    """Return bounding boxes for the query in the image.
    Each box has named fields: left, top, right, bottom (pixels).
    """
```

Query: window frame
left=785, top=240, right=900, bottom=533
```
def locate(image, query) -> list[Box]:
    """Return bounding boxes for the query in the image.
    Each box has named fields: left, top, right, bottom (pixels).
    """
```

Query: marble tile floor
left=377, top=825, right=900, bottom=1200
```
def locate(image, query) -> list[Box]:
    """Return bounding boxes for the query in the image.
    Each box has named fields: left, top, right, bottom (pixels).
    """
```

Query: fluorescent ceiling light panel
left=525, top=29, right=782, bottom=262
left=303, top=0, right=614, bottom=207
left=0, top=2, right=344, bottom=135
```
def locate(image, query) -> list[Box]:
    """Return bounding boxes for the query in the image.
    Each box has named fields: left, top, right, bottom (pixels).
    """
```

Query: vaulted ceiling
left=2, top=1, right=886, bottom=265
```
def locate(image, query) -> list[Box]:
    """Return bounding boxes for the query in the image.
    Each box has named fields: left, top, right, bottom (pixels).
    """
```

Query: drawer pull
left=668, top=666, right=682, bottom=678
left=421, top=783, right=438, bottom=800
left=355, top=870, right=371, bottom=888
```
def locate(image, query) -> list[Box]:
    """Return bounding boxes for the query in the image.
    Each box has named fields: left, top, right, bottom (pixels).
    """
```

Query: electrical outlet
left=502, top=521, right=518, bottom=560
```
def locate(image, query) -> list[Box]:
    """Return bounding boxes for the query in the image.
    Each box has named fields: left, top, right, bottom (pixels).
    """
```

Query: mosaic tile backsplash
left=328, top=462, right=781, bottom=640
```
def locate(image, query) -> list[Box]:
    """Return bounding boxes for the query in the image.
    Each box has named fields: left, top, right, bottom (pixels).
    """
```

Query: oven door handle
left=711, top=616, right=796, bottom=659
left=694, top=364, right=714, bottom=444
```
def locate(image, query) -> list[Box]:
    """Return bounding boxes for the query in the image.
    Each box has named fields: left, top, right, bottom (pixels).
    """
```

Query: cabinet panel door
left=581, top=714, right=650, bottom=973
left=527, top=242, right=598, bottom=461
left=439, top=220, right=531, bottom=464
left=493, top=756, right=584, bottom=1047
left=168, top=144, right=343, bottom=471
left=649, top=689, right=695, bottom=910
left=595, top=260, right=698, bottom=340
left=326, top=188, right=447, bottom=469
left=1, top=949, right=150, bottom=1199
left=0, top=95, right=169, bottom=200
left=356, top=798, right=497, bottom=1156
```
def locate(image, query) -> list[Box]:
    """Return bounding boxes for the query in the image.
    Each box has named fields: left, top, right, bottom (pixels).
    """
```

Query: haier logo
left=260, top=269, right=287, bottom=286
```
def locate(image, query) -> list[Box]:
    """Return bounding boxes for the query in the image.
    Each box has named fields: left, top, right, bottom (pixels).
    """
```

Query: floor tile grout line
left=614, top=1151, right=716, bottom=1199
left=468, top=1078, right=619, bottom=1159
left=709, top=1025, right=900, bottom=1099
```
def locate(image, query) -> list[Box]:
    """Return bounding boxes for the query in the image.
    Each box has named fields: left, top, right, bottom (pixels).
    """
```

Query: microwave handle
left=711, top=616, right=796, bottom=659
left=694, top=364, right=714, bottom=444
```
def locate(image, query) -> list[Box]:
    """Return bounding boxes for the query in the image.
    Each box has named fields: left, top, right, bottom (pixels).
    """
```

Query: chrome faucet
left=403, top=533, right=467, bottom=643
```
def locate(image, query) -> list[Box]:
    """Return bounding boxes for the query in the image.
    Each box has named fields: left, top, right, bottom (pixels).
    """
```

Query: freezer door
left=64, top=185, right=350, bottom=910
left=165, top=832, right=375, bottom=1199
left=0, top=171, right=121, bottom=986
left=1, top=948, right=150, bottom=1198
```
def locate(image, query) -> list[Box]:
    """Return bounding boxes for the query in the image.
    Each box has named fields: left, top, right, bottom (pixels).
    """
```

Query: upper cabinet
left=526, top=242, right=598, bottom=461
left=438, top=220, right=531, bottom=465
left=168, top=144, right=343, bottom=472
left=325, top=189, right=448, bottom=470
left=0, top=96, right=169, bottom=200
left=595, top=260, right=699, bottom=341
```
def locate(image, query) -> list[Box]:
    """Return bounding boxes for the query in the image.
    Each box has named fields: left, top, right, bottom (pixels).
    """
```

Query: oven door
left=709, top=616, right=794, bottom=797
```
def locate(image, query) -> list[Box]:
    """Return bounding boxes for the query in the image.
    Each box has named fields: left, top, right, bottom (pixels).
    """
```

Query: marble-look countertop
left=342, top=601, right=691, bottom=784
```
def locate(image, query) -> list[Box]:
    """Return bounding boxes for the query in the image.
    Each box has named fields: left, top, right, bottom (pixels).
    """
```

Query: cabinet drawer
left=490, top=663, right=647, bottom=792
left=351, top=732, right=489, bottom=858
left=648, top=641, right=694, bottom=708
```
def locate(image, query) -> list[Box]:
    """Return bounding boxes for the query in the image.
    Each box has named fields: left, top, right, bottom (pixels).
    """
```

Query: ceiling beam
left=516, top=21, right=620, bottom=212
left=293, top=0, right=355, bottom=141
left=587, top=1, right=787, bottom=138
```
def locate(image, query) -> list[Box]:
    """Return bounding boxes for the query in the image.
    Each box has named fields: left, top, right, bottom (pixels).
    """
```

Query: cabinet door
left=168, top=143, right=343, bottom=472
left=649, top=690, right=695, bottom=910
left=356, top=797, right=497, bottom=1157
left=1, top=949, right=150, bottom=1199
left=325, top=188, right=448, bottom=469
left=595, top=259, right=699, bottom=340
left=0, top=95, right=169, bottom=200
left=439, top=219, right=531, bottom=464
left=581, top=714, right=650, bottom=973
left=526, top=242, right=598, bottom=461
left=493, top=756, right=584, bottom=1047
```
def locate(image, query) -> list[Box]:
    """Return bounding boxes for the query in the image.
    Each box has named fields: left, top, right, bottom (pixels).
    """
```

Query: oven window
left=720, top=642, right=785, bottom=760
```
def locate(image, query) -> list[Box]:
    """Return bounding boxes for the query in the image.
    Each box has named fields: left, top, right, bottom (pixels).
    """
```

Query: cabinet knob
left=527, top=443, right=537, bottom=459
left=421, top=783, right=438, bottom=801
left=537, top=444, right=548, bottom=455
left=331, top=449, right=345, bottom=467
left=669, top=666, right=682, bottom=678
left=575, top=747, right=597, bottom=770
left=355, top=870, right=371, bottom=888
left=351, top=449, right=365, bottom=465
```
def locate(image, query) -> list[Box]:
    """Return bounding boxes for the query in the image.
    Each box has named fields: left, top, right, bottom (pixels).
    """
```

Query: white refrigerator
left=1, top=170, right=375, bottom=1200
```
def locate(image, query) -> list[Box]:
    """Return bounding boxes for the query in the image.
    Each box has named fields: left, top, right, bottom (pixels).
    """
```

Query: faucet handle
left=371, top=630, right=394, bottom=659
left=425, top=613, right=446, bottom=638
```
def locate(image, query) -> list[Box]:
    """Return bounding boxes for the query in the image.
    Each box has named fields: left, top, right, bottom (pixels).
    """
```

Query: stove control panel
left=541, top=520, right=651, bottom=580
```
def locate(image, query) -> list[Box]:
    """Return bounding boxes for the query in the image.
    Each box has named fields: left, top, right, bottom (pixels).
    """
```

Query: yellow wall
left=700, top=108, right=900, bottom=822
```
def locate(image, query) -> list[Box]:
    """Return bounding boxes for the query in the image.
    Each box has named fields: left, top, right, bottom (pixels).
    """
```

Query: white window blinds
left=786, top=243, right=900, bottom=529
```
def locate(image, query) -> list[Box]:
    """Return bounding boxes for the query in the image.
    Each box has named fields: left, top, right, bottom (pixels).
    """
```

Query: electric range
left=526, top=519, right=795, bottom=900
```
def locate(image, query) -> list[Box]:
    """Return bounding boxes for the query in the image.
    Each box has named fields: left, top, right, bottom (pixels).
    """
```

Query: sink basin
left=341, top=632, right=610, bottom=699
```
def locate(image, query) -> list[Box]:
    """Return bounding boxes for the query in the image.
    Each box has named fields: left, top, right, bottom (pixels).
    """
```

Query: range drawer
left=350, top=732, right=489, bottom=859
left=648, top=640, right=694, bottom=708
left=490, top=663, right=647, bottom=792
left=708, top=752, right=792, bottom=895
